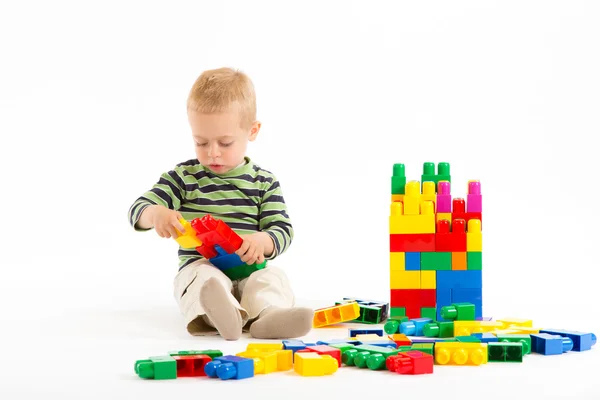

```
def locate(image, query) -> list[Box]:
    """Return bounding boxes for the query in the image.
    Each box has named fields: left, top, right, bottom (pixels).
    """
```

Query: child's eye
left=220, top=142, right=233, bottom=147
left=196, top=142, right=208, bottom=147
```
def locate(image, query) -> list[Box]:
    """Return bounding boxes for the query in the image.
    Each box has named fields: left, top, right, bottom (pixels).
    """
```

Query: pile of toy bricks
left=135, top=302, right=597, bottom=380
left=390, top=162, right=483, bottom=321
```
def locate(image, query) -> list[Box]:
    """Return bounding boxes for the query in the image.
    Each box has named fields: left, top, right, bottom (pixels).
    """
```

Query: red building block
left=191, top=215, right=243, bottom=253
left=435, top=220, right=452, bottom=251
left=390, top=289, right=436, bottom=319
left=390, top=233, right=435, bottom=252
left=172, top=355, right=212, bottom=377
left=450, top=219, right=467, bottom=252
left=386, top=351, right=433, bottom=375
left=452, top=198, right=482, bottom=228
left=297, top=345, right=342, bottom=367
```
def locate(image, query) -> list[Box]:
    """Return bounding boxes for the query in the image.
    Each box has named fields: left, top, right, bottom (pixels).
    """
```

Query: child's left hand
left=236, top=233, right=266, bottom=265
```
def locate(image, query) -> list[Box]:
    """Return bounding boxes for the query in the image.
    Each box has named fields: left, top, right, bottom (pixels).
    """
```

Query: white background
left=1, top=1, right=599, bottom=399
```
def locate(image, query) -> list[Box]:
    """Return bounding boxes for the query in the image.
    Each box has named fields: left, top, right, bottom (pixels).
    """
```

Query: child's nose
left=208, top=144, right=220, bottom=158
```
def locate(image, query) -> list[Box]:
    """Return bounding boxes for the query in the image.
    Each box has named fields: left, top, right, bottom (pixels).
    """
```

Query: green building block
left=135, top=356, right=177, bottom=380
left=420, top=307, right=437, bottom=321
left=410, top=343, right=434, bottom=356
left=496, top=334, right=532, bottom=355
left=169, top=350, right=223, bottom=359
left=342, top=344, right=399, bottom=369
left=488, top=342, right=523, bottom=362
left=423, top=321, right=455, bottom=338
left=222, top=260, right=267, bottom=280
left=421, top=252, right=452, bottom=270
left=467, top=252, right=482, bottom=270
left=391, top=163, right=407, bottom=195
left=456, top=336, right=481, bottom=343
left=390, top=307, right=406, bottom=317
left=384, top=316, right=409, bottom=334
left=421, top=162, right=451, bottom=191
left=329, top=343, right=356, bottom=353
left=441, top=302, right=476, bottom=321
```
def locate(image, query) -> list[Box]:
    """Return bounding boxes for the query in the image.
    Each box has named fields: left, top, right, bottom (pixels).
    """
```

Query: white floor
left=2, top=300, right=599, bottom=400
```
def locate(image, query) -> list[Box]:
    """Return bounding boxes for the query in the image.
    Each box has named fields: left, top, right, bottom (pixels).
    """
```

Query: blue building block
left=348, top=328, right=383, bottom=337
left=436, top=288, right=452, bottom=321
left=538, top=329, right=596, bottom=352
left=451, top=288, right=482, bottom=318
left=530, top=333, right=573, bottom=355
left=436, top=270, right=482, bottom=289
left=472, top=333, right=498, bottom=343
left=209, top=245, right=244, bottom=271
left=399, top=318, right=432, bottom=336
left=405, top=252, right=420, bottom=271
left=357, top=340, right=398, bottom=349
left=283, top=340, right=307, bottom=353
left=204, top=355, right=254, bottom=380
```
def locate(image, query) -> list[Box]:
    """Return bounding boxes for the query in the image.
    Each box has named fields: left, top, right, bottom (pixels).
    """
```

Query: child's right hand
left=146, top=205, right=186, bottom=239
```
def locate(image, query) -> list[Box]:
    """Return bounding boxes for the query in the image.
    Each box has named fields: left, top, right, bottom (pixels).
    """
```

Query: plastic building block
left=410, top=343, right=435, bottom=355
left=313, top=302, right=360, bottom=328
left=388, top=333, right=412, bottom=346
left=247, top=343, right=284, bottom=351
left=530, top=333, right=574, bottom=355
left=455, top=336, right=481, bottom=343
left=421, top=181, right=437, bottom=209
left=435, top=219, right=452, bottom=252
left=390, top=233, right=436, bottom=252
left=135, top=356, right=177, bottom=380
left=317, top=339, right=360, bottom=347
left=390, top=252, right=405, bottom=271
left=205, top=355, right=254, bottom=380
left=386, top=351, right=434, bottom=375
left=341, top=298, right=389, bottom=324
left=390, top=197, right=436, bottom=234
left=449, top=219, right=467, bottom=252
left=434, top=342, right=488, bottom=366
left=539, top=329, right=597, bottom=352
left=358, top=340, right=398, bottom=349
left=437, top=270, right=482, bottom=289
left=327, top=343, right=357, bottom=354
left=454, top=321, right=503, bottom=336
left=452, top=252, right=467, bottom=270
left=384, top=316, right=409, bottom=334
left=424, top=321, right=455, bottom=338
left=353, top=334, right=384, bottom=342
left=282, top=340, right=307, bottom=353
left=214, top=256, right=267, bottom=280
left=403, top=181, right=422, bottom=215
left=452, top=288, right=482, bottom=318
left=294, top=352, right=338, bottom=376
left=390, top=289, right=436, bottom=319
left=174, top=219, right=204, bottom=249
left=488, top=342, right=523, bottom=362
left=436, top=288, right=453, bottom=321
left=441, top=302, right=476, bottom=321
left=437, top=181, right=452, bottom=212
left=236, top=351, right=278, bottom=374
left=466, top=181, right=482, bottom=213
left=342, top=344, right=400, bottom=369
left=169, top=350, right=223, bottom=358
left=497, top=318, right=533, bottom=329
left=390, top=307, right=406, bottom=317
left=349, top=328, right=384, bottom=337
left=467, top=252, right=482, bottom=270
left=390, top=270, right=420, bottom=289
left=420, top=307, right=437, bottom=320
left=171, top=354, right=212, bottom=377
left=452, top=198, right=483, bottom=229
left=298, top=345, right=342, bottom=367
left=466, top=219, right=482, bottom=252
left=472, top=333, right=498, bottom=343
left=421, top=251, right=451, bottom=271
left=421, top=162, right=451, bottom=190
left=391, top=163, right=407, bottom=195
left=405, top=252, right=421, bottom=271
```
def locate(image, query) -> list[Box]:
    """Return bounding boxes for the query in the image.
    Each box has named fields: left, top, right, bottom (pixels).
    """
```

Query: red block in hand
left=190, top=214, right=243, bottom=255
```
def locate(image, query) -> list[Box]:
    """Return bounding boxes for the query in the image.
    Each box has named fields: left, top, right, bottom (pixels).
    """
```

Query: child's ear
left=249, top=121, right=261, bottom=141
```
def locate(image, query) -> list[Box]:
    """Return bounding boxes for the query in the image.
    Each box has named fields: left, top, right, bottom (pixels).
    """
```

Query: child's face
left=188, top=111, right=260, bottom=174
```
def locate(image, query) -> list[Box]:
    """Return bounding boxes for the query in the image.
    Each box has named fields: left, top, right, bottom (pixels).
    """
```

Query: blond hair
left=187, top=67, right=257, bottom=129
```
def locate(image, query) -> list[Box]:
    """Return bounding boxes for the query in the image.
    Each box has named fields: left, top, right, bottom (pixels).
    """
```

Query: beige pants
left=173, top=259, right=296, bottom=335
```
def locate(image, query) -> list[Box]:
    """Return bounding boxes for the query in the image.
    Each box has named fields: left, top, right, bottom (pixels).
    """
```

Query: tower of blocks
left=389, top=162, right=483, bottom=321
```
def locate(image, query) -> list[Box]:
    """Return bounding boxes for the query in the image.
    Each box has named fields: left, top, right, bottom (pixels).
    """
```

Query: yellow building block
left=391, top=194, right=404, bottom=202
left=421, top=181, right=437, bottom=209
left=437, top=212, right=452, bottom=223
left=454, top=321, right=503, bottom=336
left=294, top=352, right=338, bottom=376
left=390, top=270, right=421, bottom=289
left=497, top=318, right=533, bottom=329
left=403, top=181, right=421, bottom=215
left=389, top=200, right=435, bottom=234
left=174, top=218, right=203, bottom=248
left=466, top=219, right=482, bottom=251
left=236, top=350, right=278, bottom=374
left=247, top=343, right=284, bottom=351
left=434, top=342, right=488, bottom=366
left=313, top=302, right=360, bottom=328
left=354, top=334, right=382, bottom=341
left=390, top=252, right=405, bottom=271
left=421, top=270, right=436, bottom=289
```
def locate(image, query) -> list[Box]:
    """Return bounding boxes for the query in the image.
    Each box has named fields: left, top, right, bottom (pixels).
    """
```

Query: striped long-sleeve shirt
left=127, top=157, right=294, bottom=271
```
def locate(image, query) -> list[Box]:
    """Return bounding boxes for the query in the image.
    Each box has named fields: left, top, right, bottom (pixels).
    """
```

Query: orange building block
left=452, top=252, right=467, bottom=270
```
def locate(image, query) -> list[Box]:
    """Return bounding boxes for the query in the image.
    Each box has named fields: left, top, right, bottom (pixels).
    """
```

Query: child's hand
left=236, top=233, right=266, bottom=265
left=146, top=205, right=186, bottom=239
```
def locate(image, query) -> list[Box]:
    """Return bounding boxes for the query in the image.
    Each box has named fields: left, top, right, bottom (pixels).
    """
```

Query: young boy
left=127, top=67, right=313, bottom=340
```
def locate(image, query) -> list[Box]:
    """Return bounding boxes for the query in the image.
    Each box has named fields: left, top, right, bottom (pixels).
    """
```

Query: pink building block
left=437, top=181, right=452, bottom=213
left=467, top=181, right=482, bottom=213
